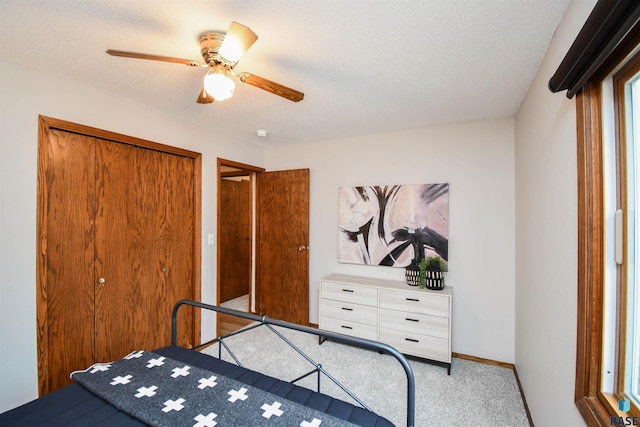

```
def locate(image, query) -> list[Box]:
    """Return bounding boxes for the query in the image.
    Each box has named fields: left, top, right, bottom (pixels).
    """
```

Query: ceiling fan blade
left=106, top=49, right=202, bottom=67
left=218, top=22, right=258, bottom=65
left=237, top=72, right=304, bottom=102
left=196, top=86, right=214, bottom=104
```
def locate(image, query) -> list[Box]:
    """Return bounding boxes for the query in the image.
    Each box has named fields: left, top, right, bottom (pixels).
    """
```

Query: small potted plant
left=419, top=255, right=447, bottom=290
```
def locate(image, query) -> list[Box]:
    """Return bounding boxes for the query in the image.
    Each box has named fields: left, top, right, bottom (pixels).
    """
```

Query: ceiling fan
left=106, top=21, right=304, bottom=104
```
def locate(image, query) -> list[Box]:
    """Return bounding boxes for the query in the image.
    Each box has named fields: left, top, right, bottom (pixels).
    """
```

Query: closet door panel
left=131, top=148, right=168, bottom=351
left=42, top=129, right=96, bottom=393
left=94, top=139, right=138, bottom=362
left=167, top=155, right=195, bottom=347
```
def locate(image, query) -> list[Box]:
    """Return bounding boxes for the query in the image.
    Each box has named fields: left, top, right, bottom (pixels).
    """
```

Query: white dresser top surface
left=321, top=273, right=453, bottom=296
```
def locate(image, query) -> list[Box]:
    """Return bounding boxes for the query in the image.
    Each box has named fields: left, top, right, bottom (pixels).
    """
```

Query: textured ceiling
left=0, top=0, right=570, bottom=146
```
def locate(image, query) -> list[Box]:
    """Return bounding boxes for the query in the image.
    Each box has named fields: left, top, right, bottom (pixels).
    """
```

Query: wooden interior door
left=256, top=169, right=310, bottom=325
left=219, top=178, right=252, bottom=302
left=37, top=117, right=201, bottom=395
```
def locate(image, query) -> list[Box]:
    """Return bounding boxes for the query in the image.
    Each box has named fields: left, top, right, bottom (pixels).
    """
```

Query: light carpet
left=219, top=294, right=249, bottom=312
left=201, top=324, right=530, bottom=427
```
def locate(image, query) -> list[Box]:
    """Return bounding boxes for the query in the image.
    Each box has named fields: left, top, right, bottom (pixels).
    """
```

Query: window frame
left=613, top=51, right=640, bottom=409
left=575, top=30, right=640, bottom=426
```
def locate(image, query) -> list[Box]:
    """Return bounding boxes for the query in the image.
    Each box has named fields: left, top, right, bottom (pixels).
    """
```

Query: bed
left=1, top=299, right=416, bottom=427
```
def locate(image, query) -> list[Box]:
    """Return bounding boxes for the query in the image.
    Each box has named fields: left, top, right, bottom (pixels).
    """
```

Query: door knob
left=98, top=277, right=106, bottom=287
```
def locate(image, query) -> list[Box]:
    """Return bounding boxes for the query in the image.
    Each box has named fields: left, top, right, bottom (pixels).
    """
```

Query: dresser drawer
left=379, top=308, right=448, bottom=339
left=321, top=281, right=378, bottom=306
left=379, top=289, right=449, bottom=317
left=379, top=328, right=450, bottom=363
left=320, top=300, right=378, bottom=326
left=319, top=316, right=378, bottom=341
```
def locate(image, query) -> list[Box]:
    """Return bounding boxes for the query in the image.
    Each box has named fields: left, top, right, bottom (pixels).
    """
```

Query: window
left=575, top=43, right=640, bottom=427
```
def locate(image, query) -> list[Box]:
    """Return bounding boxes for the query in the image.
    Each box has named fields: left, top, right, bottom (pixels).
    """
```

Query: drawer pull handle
left=342, top=289, right=354, bottom=293
left=406, top=297, right=420, bottom=302
left=341, top=307, right=354, bottom=311
left=405, top=338, right=419, bottom=343
left=341, top=325, right=353, bottom=330
left=405, top=318, right=419, bottom=322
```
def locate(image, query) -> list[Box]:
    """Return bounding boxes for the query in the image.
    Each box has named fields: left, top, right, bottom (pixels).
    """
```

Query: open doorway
left=216, top=159, right=264, bottom=335
left=217, top=158, right=310, bottom=333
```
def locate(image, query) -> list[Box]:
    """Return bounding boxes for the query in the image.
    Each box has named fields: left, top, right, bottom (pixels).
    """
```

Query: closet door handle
left=98, top=277, right=106, bottom=287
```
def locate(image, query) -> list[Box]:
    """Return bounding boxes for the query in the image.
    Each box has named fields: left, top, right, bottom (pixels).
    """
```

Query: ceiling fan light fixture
left=204, top=63, right=235, bottom=101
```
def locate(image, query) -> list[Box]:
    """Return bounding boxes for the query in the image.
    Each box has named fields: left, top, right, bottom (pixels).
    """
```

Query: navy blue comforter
left=0, top=346, right=394, bottom=427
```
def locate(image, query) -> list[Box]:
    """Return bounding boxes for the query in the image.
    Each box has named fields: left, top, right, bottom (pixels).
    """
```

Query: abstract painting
left=338, top=183, right=449, bottom=267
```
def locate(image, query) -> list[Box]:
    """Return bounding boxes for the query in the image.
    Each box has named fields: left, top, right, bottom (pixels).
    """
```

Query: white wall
left=514, top=0, right=596, bottom=425
left=266, top=118, right=516, bottom=363
left=0, top=59, right=264, bottom=412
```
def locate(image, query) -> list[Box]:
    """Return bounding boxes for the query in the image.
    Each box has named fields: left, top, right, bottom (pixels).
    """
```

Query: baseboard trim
left=452, top=352, right=534, bottom=426
left=452, top=352, right=514, bottom=369
left=512, top=366, right=535, bottom=427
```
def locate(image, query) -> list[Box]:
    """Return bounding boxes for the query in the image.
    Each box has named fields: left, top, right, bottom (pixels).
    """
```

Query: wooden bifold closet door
left=37, top=117, right=200, bottom=395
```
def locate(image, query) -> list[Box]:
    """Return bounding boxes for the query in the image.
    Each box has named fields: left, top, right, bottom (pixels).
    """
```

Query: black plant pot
left=405, top=267, right=420, bottom=286
left=423, top=271, right=445, bottom=290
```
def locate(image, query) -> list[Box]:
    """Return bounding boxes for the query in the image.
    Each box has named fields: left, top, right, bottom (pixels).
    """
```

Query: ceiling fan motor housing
left=200, top=32, right=228, bottom=67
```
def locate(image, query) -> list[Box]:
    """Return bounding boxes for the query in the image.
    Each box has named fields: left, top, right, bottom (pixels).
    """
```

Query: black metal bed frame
left=171, top=299, right=416, bottom=427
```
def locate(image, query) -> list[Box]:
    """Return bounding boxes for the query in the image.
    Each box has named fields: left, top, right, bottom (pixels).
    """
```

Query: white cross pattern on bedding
left=71, top=350, right=359, bottom=427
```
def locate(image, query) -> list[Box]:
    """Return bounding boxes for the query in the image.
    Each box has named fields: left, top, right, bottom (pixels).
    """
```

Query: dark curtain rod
left=548, top=0, right=640, bottom=99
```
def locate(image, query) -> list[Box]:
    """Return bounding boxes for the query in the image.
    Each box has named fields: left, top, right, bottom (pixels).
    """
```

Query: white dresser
left=319, top=273, right=453, bottom=373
